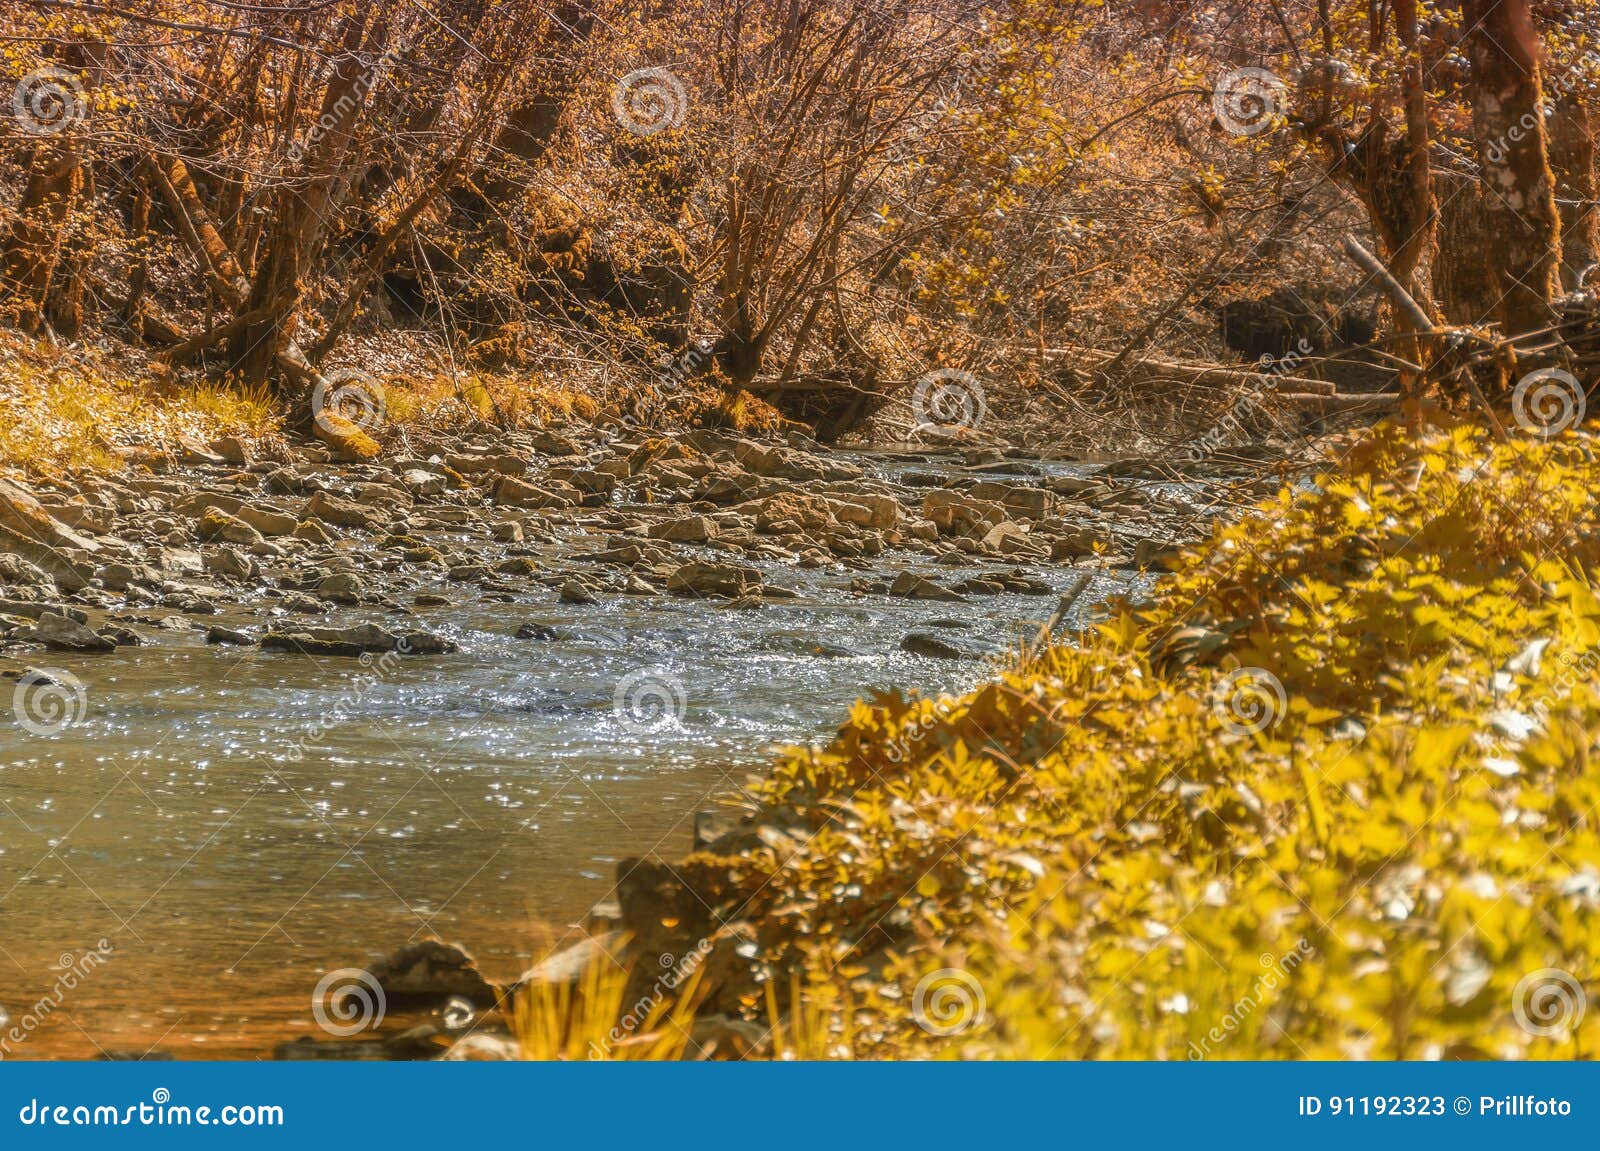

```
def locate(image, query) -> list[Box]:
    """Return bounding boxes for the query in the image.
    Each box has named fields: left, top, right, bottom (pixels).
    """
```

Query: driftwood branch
left=1342, top=233, right=1507, bottom=440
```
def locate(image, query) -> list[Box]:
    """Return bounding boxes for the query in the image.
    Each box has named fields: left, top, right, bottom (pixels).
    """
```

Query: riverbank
left=1, top=339, right=1273, bottom=1058
left=488, top=420, right=1600, bottom=1061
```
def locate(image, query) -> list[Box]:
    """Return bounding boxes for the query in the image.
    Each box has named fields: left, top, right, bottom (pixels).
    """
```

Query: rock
left=752, top=492, right=835, bottom=535
left=515, top=622, right=560, bottom=640
left=93, top=562, right=153, bottom=592
left=206, top=625, right=255, bottom=646
left=414, top=593, right=451, bottom=607
left=666, top=560, right=763, bottom=599
left=647, top=515, right=720, bottom=543
left=491, top=521, right=524, bottom=543
left=196, top=508, right=264, bottom=547
left=305, top=490, right=385, bottom=530
left=922, top=490, right=1008, bottom=536
left=968, top=481, right=1055, bottom=519
left=0, top=476, right=101, bottom=590
left=831, top=494, right=900, bottom=530
left=512, top=932, right=625, bottom=993
left=900, top=632, right=977, bottom=660
left=368, top=939, right=499, bottom=1009
left=0, top=599, right=89, bottom=624
left=547, top=467, right=617, bottom=497
left=445, top=452, right=526, bottom=477
left=261, top=623, right=456, bottom=657
left=1135, top=537, right=1184, bottom=570
left=525, top=430, right=582, bottom=457
left=441, top=1034, right=521, bottom=1061
left=317, top=572, right=366, bottom=604
left=293, top=519, right=335, bottom=544
left=13, top=612, right=116, bottom=652
left=236, top=504, right=299, bottom=537
left=203, top=546, right=259, bottom=581
left=208, top=435, right=252, bottom=465
left=979, top=520, right=1042, bottom=557
left=888, top=571, right=964, bottom=601
left=495, top=556, right=541, bottom=577
left=314, top=412, right=382, bottom=462
left=400, top=468, right=448, bottom=498
left=494, top=476, right=579, bottom=509
left=39, top=500, right=115, bottom=534
left=559, top=579, right=597, bottom=605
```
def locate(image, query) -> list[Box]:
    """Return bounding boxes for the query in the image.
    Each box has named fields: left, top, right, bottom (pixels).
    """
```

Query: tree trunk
left=229, top=20, right=383, bottom=388
left=1390, top=0, right=1435, bottom=302
left=1434, top=170, right=1499, bottom=324
left=1462, top=0, right=1563, bottom=337
left=1549, top=95, right=1599, bottom=289
left=0, top=143, right=84, bottom=334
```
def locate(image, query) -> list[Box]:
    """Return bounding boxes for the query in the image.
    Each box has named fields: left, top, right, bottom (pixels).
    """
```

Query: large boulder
left=967, top=481, right=1054, bottom=520
left=197, top=508, right=264, bottom=546
left=368, top=939, right=499, bottom=1009
left=922, top=490, right=1008, bottom=537
left=666, top=561, right=763, bottom=599
left=493, top=476, right=580, bottom=509
left=647, top=515, right=720, bottom=543
left=888, top=571, right=964, bottom=601
left=0, top=477, right=101, bottom=590
left=261, top=623, right=455, bottom=657
left=753, top=493, right=835, bottom=534
left=304, top=490, right=386, bottom=531
left=9, top=611, right=116, bottom=652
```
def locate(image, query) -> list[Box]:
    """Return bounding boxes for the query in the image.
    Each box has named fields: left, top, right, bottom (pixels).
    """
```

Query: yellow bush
left=714, top=423, right=1600, bottom=1060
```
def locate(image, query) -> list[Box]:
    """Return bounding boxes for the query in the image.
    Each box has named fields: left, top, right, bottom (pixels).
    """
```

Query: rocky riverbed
left=0, top=418, right=1249, bottom=1058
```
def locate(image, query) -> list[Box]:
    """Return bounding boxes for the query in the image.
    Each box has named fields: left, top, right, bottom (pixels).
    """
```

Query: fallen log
left=1030, top=345, right=1341, bottom=396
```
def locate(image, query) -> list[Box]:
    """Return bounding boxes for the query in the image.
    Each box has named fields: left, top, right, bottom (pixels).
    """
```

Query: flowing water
left=0, top=454, right=1150, bottom=1059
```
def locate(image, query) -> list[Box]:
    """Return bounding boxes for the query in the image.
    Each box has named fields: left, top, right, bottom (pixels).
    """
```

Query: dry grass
left=0, top=334, right=279, bottom=475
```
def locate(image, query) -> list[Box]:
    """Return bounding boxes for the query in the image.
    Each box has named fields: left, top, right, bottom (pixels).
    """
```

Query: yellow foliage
left=0, top=337, right=278, bottom=474
left=704, top=422, right=1600, bottom=1060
